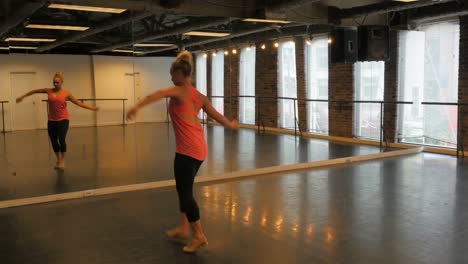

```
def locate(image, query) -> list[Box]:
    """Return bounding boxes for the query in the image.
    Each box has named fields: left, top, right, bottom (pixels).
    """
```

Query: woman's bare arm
left=200, top=94, right=238, bottom=129
left=16, top=88, right=49, bottom=103
left=126, top=86, right=181, bottom=120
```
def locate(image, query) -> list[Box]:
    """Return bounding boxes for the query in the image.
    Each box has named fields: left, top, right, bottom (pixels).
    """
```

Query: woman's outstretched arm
left=16, top=88, right=48, bottom=103
left=126, top=86, right=180, bottom=121
left=68, top=93, right=99, bottom=111
left=201, top=94, right=238, bottom=129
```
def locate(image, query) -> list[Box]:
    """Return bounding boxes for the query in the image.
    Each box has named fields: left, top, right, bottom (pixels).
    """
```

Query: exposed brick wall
left=224, top=50, right=239, bottom=120
left=459, top=16, right=468, bottom=152
left=383, top=30, right=399, bottom=143
left=256, top=42, right=279, bottom=127
left=206, top=55, right=212, bottom=98
left=191, top=53, right=196, bottom=86
left=328, top=63, right=354, bottom=137
left=295, top=36, right=308, bottom=132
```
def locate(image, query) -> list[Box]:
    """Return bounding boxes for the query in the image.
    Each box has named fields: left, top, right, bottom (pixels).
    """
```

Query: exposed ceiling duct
left=138, top=23, right=322, bottom=55
left=35, top=11, right=154, bottom=52
left=337, top=0, right=456, bottom=19
left=409, top=1, right=468, bottom=25
left=91, top=17, right=233, bottom=53
left=0, top=2, right=44, bottom=39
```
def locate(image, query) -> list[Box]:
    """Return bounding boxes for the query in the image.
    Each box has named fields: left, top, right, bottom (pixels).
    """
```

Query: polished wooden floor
left=0, top=123, right=381, bottom=200
left=0, top=152, right=466, bottom=263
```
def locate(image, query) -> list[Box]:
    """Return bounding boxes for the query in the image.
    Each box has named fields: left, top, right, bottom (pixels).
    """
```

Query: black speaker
left=358, top=25, right=389, bottom=61
left=329, top=28, right=358, bottom=64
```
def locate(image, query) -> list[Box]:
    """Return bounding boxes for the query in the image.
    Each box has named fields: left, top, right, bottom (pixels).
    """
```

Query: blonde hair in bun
left=54, top=72, right=64, bottom=82
left=170, top=50, right=193, bottom=77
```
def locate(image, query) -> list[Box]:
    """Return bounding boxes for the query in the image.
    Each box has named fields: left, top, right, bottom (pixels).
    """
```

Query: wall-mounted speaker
left=329, top=28, right=358, bottom=64
left=358, top=25, right=389, bottom=61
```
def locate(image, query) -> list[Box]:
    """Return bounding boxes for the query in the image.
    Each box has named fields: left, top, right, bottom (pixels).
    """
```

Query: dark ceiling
left=0, top=0, right=466, bottom=56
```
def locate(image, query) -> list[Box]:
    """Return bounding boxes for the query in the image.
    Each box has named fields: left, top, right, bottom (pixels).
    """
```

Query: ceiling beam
left=337, top=0, right=456, bottom=19
left=91, top=17, right=233, bottom=53
left=35, top=11, right=154, bottom=53
left=0, top=1, right=44, bottom=39
left=409, top=1, right=468, bottom=25
left=51, top=0, right=327, bottom=23
left=188, top=25, right=332, bottom=53
left=138, top=24, right=323, bottom=56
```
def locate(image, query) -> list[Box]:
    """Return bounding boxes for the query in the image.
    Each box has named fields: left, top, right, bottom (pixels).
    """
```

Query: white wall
left=134, top=57, right=174, bottom=123
left=0, top=53, right=174, bottom=130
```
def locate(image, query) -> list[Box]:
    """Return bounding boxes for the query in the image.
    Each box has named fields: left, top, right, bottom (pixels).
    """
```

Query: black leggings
left=47, top=120, right=69, bottom=153
left=174, top=153, right=203, bottom=223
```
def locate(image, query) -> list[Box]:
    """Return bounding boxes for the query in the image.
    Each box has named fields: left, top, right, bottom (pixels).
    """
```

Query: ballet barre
left=421, top=102, right=468, bottom=158
left=42, top=98, right=128, bottom=126
left=208, top=95, right=413, bottom=150
left=0, top=101, right=8, bottom=133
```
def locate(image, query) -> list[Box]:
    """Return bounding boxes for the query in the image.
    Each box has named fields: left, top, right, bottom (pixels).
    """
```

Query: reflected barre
left=42, top=98, right=128, bottom=126
left=208, top=95, right=413, bottom=150
left=0, top=101, right=9, bottom=133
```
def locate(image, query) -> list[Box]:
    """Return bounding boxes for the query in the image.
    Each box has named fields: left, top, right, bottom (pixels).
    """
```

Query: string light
left=224, top=50, right=229, bottom=55
left=274, top=42, right=279, bottom=48
left=261, top=43, right=266, bottom=50
left=232, top=48, right=237, bottom=54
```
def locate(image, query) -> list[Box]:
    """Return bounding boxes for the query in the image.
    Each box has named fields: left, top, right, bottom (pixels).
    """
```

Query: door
left=11, top=72, right=41, bottom=130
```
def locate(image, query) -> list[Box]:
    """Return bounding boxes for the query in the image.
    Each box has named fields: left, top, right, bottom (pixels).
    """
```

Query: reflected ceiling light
left=25, top=24, right=89, bottom=31
left=48, top=4, right=126, bottom=13
left=5, top=37, right=56, bottom=42
left=9, top=46, right=38, bottom=50
left=243, top=18, right=291, bottom=24
left=112, top=49, right=135, bottom=53
left=183, top=31, right=230, bottom=37
left=133, top=43, right=176, bottom=47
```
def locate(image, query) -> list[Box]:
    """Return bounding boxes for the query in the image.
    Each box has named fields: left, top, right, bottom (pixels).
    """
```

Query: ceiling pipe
left=409, top=1, right=467, bottom=25
left=91, top=17, right=233, bottom=53
left=35, top=11, right=154, bottom=52
left=138, top=24, right=317, bottom=56
left=0, top=1, right=44, bottom=39
left=338, top=0, right=456, bottom=19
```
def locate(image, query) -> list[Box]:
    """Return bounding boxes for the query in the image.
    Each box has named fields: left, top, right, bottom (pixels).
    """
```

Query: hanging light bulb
left=203, top=53, right=207, bottom=58
left=212, top=51, right=217, bottom=56
left=274, top=42, right=279, bottom=48
left=261, top=43, right=266, bottom=50
left=232, top=48, right=237, bottom=54
left=224, top=50, right=229, bottom=55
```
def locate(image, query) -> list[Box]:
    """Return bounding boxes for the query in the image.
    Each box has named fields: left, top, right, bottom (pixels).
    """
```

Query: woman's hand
left=16, top=97, right=24, bottom=103
left=230, top=119, right=239, bottom=130
left=126, top=106, right=138, bottom=121
left=91, top=106, right=99, bottom=111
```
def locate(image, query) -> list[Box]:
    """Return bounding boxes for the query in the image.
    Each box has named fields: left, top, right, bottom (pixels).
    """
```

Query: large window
left=278, top=41, right=297, bottom=129
left=239, top=47, right=256, bottom=125
left=398, top=21, right=459, bottom=147
left=354, top=61, right=385, bottom=140
left=196, top=53, right=207, bottom=119
left=211, top=50, right=224, bottom=115
left=305, top=36, right=329, bottom=134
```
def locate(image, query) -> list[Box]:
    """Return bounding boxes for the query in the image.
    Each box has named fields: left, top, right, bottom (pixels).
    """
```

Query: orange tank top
left=168, top=87, right=207, bottom=161
left=47, top=89, right=69, bottom=121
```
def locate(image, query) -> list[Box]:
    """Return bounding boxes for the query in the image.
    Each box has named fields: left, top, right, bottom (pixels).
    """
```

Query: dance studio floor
left=0, top=152, right=466, bottom=264
left=0, top=123, right=383, bottom=200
